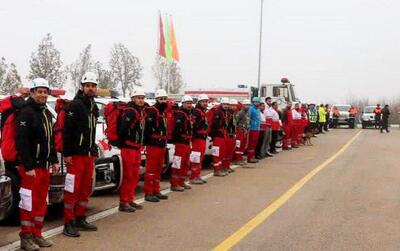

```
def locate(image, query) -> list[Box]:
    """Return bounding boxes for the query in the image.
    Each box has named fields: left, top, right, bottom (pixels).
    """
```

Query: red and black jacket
left=172, top=108, right=193, bottom=145
left=118, top=102, right=145, bottom=149
left=209, top=105, right=228, bottom=139
left=16, top=98, right=58, bottom=171
left=144, top=102, right=167, bottom=148
left=63, top=90, right=99, bottom=157
left=192, top=104, right=208, bottom=140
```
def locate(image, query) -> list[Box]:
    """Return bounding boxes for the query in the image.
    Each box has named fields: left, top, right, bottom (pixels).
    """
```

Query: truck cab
left=260, top=80, right=300, bottom=110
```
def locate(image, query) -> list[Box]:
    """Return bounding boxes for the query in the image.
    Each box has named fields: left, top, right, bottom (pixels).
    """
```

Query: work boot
left=227, top=167, right=235, bottom=173
left=63, top=221, right=80, bottom=237
left=183, top=183, right=192, bottom=190
left=199, top=177, right=207, bottom=184
left=32, top=236, right=54, bottom=247
left=119, top=203, right=136, bottom=212
left=171, top=185, right=185, bottom=192
left=190, top=178, right=204, bottom=185
left=247, top=158, right=259, bottom=163
left=145, top=195, right=160, bottom=202
left=214, top=170, right=227, bottom=177
left=155, top=193, right=169, bottom=200
left=75, top=216, right=98, bottom=231
left=129, top=202, right=143, bottom=210
left=232, top=160, right=245, bottom=166
left=20, top=234, right=39, bottom=251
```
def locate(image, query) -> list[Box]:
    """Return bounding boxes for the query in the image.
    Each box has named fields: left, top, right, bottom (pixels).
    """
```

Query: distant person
left=374, top=104, right=382, bottom=129
left=307, top=104, right=318, bottom=135
left=331, top=106, right=340, bottom=128
left=318, top=104, right=327, bottom=134
left=324, top=104, right=330, bottom=131
left=380, top=105, right=390, bottom=133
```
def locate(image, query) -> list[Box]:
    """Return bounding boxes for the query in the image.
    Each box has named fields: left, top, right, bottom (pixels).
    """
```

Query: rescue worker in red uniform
left=224, top=99, right=238, bottom=173
left=170, top=95, right=194, bottom=191
left=189, top=94, right=209, bottom=185
left=209, top=97, right=230, bottom=176
left=144, top=89, right=169, bottom=202
left=16, top=78, right=58, bottom=250
left=117, top=88, right=146, bottom=212
left=373, top=104, right=382, bottom=129
left=282, top=102, right=294, bottom=150
left=233, top=99, right=250, bottom=165
left=63, top=72, right=99, bottom=237
left=292, top=103, right=302, bottom=146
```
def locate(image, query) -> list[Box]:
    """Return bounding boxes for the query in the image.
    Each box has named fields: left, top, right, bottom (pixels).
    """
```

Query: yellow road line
left=213, top=130, right=363, bottom=251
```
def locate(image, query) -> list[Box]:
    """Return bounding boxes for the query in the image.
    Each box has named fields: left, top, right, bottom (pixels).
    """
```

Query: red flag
left=159, top=14, right=166, bottom=58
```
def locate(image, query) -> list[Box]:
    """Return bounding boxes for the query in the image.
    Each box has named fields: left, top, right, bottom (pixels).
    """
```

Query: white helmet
left=198, top=94, right=209, bottom=101
left=229, top=99, right=238, bottom=105
left=155, top=89, right=168, bottom=98
left=220, top=97, right=230, bottom=104
left=81, top=72, right=99, bottom=85
left=31, top=78, right=50, bottom=89
left=242, top=99, right=251, bottom=105
left=181, top=95, right=193, bottom=103
left=130, top=87, right=145, bottom=97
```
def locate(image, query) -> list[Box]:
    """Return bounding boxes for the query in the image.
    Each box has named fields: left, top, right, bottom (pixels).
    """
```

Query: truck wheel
left=2, top=167, right=20, bottom=225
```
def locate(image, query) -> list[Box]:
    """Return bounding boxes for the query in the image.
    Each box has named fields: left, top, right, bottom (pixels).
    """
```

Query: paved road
left=2, top=128, right=398, bottom=251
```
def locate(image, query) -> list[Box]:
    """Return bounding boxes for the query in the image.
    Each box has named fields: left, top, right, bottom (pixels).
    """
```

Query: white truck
left=260, top=78, right=300, bottom=109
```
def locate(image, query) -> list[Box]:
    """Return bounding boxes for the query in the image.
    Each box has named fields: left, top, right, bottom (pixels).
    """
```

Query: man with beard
left=170, top=96, right=194, bottom=191
left=189, top=94, right=209, bottom=185
left=233, top=99, right=250, bottom=165
left=144, top=89, right=170, bottom=201
left=63, top=72, right=99, bottom=237
left=16, top=78, right=58, bottom=250
left=209, top=97, right=230, bottom=176
left=117, top=88, right=146, bottom=212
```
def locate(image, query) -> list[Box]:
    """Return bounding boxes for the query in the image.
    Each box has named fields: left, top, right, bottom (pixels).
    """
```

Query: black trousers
left=270, top=130, right=279, bottom=152
left=381, top=120, right=389, bottom=132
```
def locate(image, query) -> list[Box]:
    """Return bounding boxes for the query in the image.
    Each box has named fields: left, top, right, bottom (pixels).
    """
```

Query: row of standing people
left=12, top=72, right=329, bottom=251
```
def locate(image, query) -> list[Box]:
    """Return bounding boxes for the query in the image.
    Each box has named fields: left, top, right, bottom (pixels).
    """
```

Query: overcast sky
left=1, top=0, right=399, bottom=103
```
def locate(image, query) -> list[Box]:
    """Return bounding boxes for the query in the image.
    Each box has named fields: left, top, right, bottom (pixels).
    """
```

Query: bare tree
left=29, top=33, right=63, bottom=88
left=93, top=61, right=115, bottom=90
left=2, top=63, right=21, bottom=95
left=68, top=44, right=93, bottom=92
left=0, top=57, right=7, bottom=86
left=109, top=43, right=142, bottom=97
left=153, top=55, right=169, bottom=90
left=153, top=55, right=184, bottom=94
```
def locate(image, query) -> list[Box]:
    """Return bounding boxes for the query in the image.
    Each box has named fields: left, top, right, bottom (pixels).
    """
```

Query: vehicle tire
left=2, top=166, right=20, bottom=225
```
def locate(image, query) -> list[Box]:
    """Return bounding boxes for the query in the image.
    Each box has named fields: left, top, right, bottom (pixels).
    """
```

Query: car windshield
left=336, top=106, right=350, bottom=111
left=364, top=107, right=374, bottom=113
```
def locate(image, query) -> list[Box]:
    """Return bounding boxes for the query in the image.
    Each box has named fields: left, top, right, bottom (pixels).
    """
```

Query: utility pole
left=257, top=0, right=264, bottom=97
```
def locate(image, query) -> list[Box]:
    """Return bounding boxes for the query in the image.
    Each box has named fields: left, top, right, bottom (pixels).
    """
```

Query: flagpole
left=257, top=0, right=264, bottom=97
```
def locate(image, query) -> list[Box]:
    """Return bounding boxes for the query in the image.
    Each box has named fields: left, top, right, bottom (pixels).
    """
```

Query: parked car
left=361, top=106, right=376, bottom=129
left=0, top=151, right=12, bottom=221
left=330, top=104, right=352, bottom=128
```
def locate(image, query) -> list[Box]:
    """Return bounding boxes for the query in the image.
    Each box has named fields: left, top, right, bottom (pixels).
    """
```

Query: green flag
left=165, top=15, right=173, bottom=62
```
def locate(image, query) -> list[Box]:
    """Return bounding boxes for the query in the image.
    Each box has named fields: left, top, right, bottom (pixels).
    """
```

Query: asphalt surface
left=1, top=128, right=398, bottom=251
